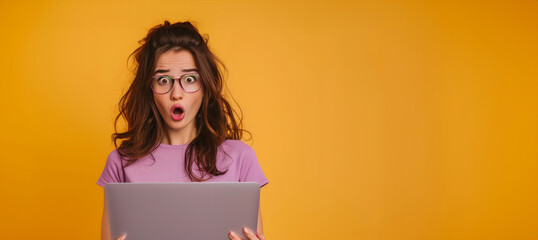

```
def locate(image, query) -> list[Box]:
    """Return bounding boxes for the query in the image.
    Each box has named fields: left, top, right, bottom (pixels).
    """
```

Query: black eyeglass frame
left=150, top=73, right=202, bottom=94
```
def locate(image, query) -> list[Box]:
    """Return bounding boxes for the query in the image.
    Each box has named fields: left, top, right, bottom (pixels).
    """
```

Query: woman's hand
left=229, top=227, right=265, bottom=240
left=114, top=234, right=126, bottom=240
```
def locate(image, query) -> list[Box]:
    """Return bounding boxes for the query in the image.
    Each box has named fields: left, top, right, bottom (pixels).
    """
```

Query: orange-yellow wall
left=1, top=0, right=537, bottom=239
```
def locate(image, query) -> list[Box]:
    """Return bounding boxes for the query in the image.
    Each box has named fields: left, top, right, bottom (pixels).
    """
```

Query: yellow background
left=1, top=0, right=537, bottom=239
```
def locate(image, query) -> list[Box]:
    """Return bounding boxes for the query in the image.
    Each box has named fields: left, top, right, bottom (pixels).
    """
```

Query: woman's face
left=152, top=49, right=203, bottom=143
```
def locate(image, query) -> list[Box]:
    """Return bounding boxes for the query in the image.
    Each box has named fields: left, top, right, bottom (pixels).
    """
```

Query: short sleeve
left=238, top=144, right=269, bottom=188
left=96, top=150, right=125, bottom=187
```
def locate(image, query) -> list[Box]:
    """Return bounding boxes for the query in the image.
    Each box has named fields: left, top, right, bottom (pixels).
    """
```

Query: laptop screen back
left=105, top=182, right=260, bottom=240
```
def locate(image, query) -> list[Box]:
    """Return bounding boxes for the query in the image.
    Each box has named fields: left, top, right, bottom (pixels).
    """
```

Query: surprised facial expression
left=152, top=49, right=203, bottom=140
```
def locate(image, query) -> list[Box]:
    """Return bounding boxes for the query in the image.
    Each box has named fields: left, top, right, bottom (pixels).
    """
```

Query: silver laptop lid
left=105, top=182, right=260, bottom=240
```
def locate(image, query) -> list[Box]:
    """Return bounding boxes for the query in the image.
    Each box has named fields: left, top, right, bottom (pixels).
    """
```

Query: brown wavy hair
left=113, top=20, right=245, bottom=181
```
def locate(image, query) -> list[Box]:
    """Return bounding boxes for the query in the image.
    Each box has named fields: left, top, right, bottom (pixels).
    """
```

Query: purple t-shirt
left=97, top=140, right=268, bottom=187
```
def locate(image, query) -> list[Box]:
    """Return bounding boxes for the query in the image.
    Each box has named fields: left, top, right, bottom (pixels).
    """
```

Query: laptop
left=105, top=182, right=260, bottom=240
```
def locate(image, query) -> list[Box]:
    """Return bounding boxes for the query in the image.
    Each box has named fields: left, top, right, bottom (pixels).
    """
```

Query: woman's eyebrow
left=153, top=69, right=169, bottom=75
left=182, top=68, right=198, bottom=72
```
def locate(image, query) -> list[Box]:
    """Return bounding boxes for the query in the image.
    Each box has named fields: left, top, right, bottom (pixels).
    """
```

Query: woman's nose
left=170, top=81, right=183, bottom=100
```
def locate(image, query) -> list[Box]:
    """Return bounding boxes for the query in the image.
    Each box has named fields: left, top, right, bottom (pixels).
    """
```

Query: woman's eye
left=184, top=75, right=197, bottom=84
left=157, top=76, right=171, bottom=85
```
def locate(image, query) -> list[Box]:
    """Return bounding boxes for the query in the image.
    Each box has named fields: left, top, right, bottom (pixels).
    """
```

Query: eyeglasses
left=151, top=73, right=202, bottom=94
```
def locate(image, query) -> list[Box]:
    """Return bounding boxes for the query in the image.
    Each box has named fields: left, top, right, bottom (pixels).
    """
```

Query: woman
left=97, top=20, right=268, bottom=240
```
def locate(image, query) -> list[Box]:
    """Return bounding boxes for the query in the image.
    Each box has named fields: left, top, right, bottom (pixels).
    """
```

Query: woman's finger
left=243, top=227, right=259, bottom=240
left=115, top=234, right=126, bottom=240
left=229, top=231, right=241, bottom=240
left=256, top=230, right=266, bottom=240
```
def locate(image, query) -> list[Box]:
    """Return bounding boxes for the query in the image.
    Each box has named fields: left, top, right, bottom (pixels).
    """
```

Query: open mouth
left=170, top=105, right=185, bottom=121
left=173, top=107, right=184, bottom=115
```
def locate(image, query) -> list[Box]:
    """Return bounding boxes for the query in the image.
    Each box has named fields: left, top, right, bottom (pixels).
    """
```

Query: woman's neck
left=161, top=126, right=197, bottom=145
